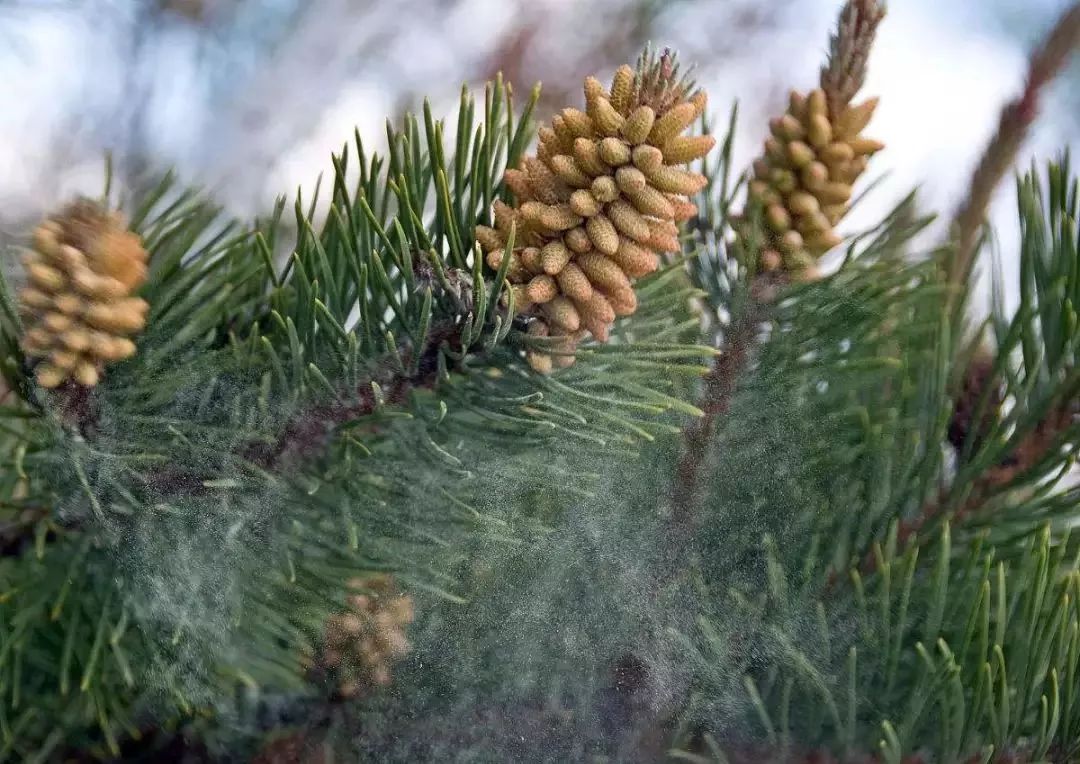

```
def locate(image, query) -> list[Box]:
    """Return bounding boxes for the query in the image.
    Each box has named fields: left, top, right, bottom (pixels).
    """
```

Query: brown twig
left=949, top=2, right=1080, bottom=300
left=897, top=400, right=1075, bottom=549
left=830, top=397, right=1078, bottom=589
left=669, top=276, right=776, bottom=547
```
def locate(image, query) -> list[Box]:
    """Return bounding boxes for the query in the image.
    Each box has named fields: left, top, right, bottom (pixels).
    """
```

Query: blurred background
left=0, top=0, right=1077, bottom=313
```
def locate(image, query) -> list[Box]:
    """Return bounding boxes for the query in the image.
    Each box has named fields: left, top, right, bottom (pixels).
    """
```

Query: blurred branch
left=949, top=2, right=1080, bottom=302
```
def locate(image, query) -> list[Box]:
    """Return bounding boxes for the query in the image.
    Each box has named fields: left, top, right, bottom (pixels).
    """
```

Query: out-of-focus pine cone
left=18, top=199, right=149, bottom=389
left=476, top=49, right=715, bottom=373
left=318, top=574, right=414, bottom=699
left=745, top=87, right=883, bottom=277
left=947, top=348, right=1002, bottom=455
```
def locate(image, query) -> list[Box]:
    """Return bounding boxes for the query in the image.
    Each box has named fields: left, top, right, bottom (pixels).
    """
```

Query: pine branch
left=670, top=274, right=776, bottom=544
left=670, top=0, right=888, bottom=549
left=896, top=399, right=1075, bottom=554
left=949, top=2, right=1080, bottom=300
left=678, top=525, right=1080, bottom=762
left=935, top=157, right=1078, bottom=535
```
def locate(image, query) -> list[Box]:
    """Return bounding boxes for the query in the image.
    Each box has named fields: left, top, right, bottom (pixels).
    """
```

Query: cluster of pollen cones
left=18, top=200, right=148, bottom=389
left=476, top=53, right=715, bottom=373
left=315, top=574, right=415, bottom=699
left=747, top=87, right=883, bottom=276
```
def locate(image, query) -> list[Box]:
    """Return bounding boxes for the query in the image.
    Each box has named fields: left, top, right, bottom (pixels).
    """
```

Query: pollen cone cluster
left=747, top=88, right=883, bottom=276
left=318, top=574, right=414, bottom=698
left=18, top=200, right=149, bottom=389
left=476, top=52, right=714, bottom=373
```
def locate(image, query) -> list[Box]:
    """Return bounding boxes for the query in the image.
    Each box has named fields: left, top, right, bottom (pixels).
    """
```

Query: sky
left=0, top=0, right=1076, bottom=313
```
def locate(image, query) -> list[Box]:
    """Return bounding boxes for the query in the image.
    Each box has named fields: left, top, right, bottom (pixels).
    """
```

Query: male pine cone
left=18, top=200, right=149, bottom=388
left=748, top=88, right=884, bottom=275
left=317, top=574, right=415, bottom=699
left=476, top=54, right=715, bottom=373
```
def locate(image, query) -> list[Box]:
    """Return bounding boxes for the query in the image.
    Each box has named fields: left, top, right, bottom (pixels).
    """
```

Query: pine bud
left=583, top=76, right=605, bottom=106
left=544, top=297, right=581, bottom=332
left=662, top=134, right=716, bottom=164
left=27, top=262, right=65, bottom=292
left=574, top=138, right=610, bottom=177
left=591, top=176, right=620, bottom=204
left=690, top=90, right=708, bottom=119
left=538, top=204, right=583, bottom=232
left=649, top=102, right=697, bottom=146
left=519, top=247, right=543, bottom=274
left=319, top=575, right=415, bottom=698
left=609, top=65, right=635, bottom=114
left=607, top=287, right=637, bottom=317
left=807, top=114, right=833, bottom=148
left=565, top=227, right=593, bottom=254
left=741, top=78, right=883, bottom=276
left=586, top=214, right=621, bottom=255
left=19, top=289, right=52, bottom=310
left=668, top=196, right=699, bottom=222
left=580, top=291, right=616, bottom=325
left=786, top=141, right=816, bottom=169
left=642, top=166, right=707, bottom=195
left=476, top=225, right=503, bottom=253
left=644, top=220, right=681, bottom=253
left=835, top=97, right=879, bottom=138
left=801, top=162, right=830, bottom=191
left=577, top=252, right=632, bottom=294
left=611, top=238, right=659, bottom=278
left=525, top=158, right=565, bottom=205
left=551, top=115, right=575, bottom=152
left=606, top=200, right=651, bottom=242
left=779, top=230, right=805, bottom=254
left=569, top=189, right=601, bottom=218
left=631, top=145, right=664, bottom=174
left=615, top=166, right=648, bottom=194
left=525, top=275, right=558, bottom=304
left=503, top=168, right=531, bottom=202
left=817, top=182, right=853, bottom=204
left=628, top=186, right=675, bottom=219
left=788, top=90, right=807, bottom=120
left=589, top=97, right=626, bottom=136
left=769, top=168, right=798, bottom=195
left=788, top=192, right=821, bottom=218
left=541, top=241, right=572, bottom=275
left=848, top=137, right=885, bottom=156
left=550, top=155, right=591, bottom=188
left=766, top=204, right=792, bottom=232
left=621, top=106, right=656, bottom=145
left=557, top=262, right=594, bottom=302
left=598, top=137, right=632, bottom=167
left=561, top=107, right=594, bottom=138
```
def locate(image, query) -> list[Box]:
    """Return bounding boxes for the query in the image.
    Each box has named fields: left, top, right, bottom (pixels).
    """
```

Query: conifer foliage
left=0, top=0, right=1077, bottom=761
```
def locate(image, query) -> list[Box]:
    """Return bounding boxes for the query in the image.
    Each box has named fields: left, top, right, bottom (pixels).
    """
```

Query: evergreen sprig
left=0, top=74, right=714, bottom=758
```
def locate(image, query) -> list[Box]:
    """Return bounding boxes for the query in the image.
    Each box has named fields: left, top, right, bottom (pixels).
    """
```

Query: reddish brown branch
left=949, top=2, right=1080, bottom=297
left=669, top=276, right=777, bottom=547
left=833, top=398, right=1078, bottom=587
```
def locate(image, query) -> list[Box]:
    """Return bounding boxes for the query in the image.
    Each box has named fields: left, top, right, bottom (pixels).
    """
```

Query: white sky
left=0, top=0, right=1076, bottom=313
